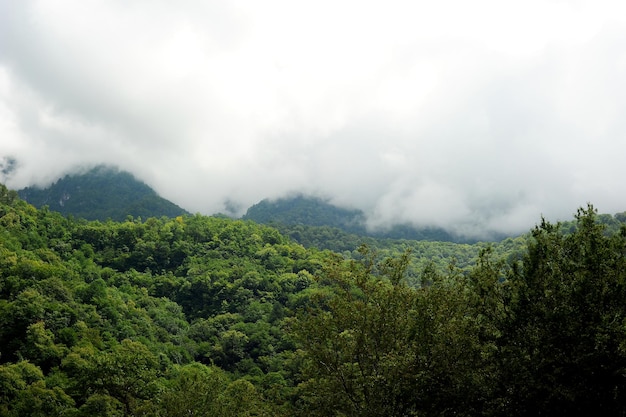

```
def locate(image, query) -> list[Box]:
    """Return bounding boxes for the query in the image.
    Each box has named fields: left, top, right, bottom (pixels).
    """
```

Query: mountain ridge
left=243, top=194, right=474, bottom=243
left=15, top=166, right=626, bottom=246
left=18, top=165, right=188, bottom=221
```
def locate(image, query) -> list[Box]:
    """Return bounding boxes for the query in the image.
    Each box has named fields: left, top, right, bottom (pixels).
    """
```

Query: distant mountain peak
left=242, top=194, right=462, bottom=242
left=243, top=194, right=365, bottom=230
left=18, top=165, right=188, bottom=221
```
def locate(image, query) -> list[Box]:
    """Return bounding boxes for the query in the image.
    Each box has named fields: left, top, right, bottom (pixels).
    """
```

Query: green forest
left=2, top=181, right=626, bottom=416
left=243, top=195, right=459, bottom=242
left=18, top=166, right=188, bottom=222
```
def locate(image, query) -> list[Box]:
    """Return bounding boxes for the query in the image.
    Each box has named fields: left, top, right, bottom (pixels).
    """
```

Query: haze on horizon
left=1, top=0, right=626, bottom=238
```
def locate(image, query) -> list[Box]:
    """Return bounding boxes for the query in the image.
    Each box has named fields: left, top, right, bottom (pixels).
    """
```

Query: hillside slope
left=18, top=165, right=188, bottom=221
left=243, top=195, right=460, bottom=242
left=2, top=184, right=626, bottom=415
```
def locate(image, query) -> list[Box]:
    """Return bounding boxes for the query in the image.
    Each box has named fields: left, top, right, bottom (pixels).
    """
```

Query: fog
left=2, top=0, right=626, bottom=237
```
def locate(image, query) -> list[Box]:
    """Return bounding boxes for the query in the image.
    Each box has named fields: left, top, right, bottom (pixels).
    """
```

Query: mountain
left=243, top=194, right=463, bottom=242
left=18, top=165, right=188, bottom=221
left=3, top=183, right=626, bottom=415
left=243, top=194, right=366, bottom=232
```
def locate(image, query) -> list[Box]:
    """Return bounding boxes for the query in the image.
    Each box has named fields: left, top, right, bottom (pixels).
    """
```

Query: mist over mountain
left=243, top=195, right=366, bottom=232
left=243, top=195, right=475, bottom=242
left=17, top=165, right=188, bottom=221
left=3, top=1, right=626, bottom=240
left=12, top=164, right=624, bottom=244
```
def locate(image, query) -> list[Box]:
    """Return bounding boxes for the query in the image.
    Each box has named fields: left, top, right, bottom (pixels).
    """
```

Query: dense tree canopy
left=1, top=181, right=626, bottom=416
left=17, top=165, right=188, bottom=221
left=244, top=195, right=464, bottom=242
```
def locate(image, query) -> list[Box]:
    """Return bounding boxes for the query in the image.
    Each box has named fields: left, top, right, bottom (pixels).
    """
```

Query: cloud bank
left=1, top=0, right=626, bottom=238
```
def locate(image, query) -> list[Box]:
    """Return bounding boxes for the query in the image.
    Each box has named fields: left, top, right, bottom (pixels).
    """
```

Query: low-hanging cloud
left=1, top=0, right=626, bottom=238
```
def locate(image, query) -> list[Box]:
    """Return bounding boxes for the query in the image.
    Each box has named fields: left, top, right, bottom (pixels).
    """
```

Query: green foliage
left=0, top=183, right=18, bottom=206
left=18, top=165, right=188, bottom=221
left=0, top=185, right=329, bottom=415
left=292, top=207, right=626, bottom=416
left=271, top=221, right=529, bottom=287
left=244, top=194, right=472, bottom=243
left=292, top=247, right=492, bottom=416
left=243, top=194, right=366, bottom=233
left=160, top=363, right=228, bottom=417
left=489, top=205, right=626, bottom=415
left=3, top=183, right=626, bottom=416
left=0, top=361, right=75, bottom=417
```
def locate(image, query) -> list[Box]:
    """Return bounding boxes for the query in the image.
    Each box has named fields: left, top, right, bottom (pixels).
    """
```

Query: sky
left=1, top=0, right=626, bottom=238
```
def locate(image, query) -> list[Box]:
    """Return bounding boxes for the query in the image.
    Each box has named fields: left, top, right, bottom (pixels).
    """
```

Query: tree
left=0, top=361, right=75, bottom=416
left=160, top=363, right=273, bottom=417
left=291, top=246, right=490, bottom=416
left=160, top=363, right=229, bottom=417
left=0, top=183, right=18, bottom=206
left=495, top=205, right=626, bottom=416
left=81, top=339, right=161, bottom=415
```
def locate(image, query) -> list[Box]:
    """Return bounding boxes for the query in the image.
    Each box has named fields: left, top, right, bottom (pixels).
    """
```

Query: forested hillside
left=2, top=182, right=626, bottom=416
left=243, top=195, right=460, bottom=242
left=18, top=165, right=188, bottom=221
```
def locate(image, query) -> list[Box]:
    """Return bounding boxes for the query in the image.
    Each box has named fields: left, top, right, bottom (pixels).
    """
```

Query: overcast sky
left=1, top=0, right=626, bottom=238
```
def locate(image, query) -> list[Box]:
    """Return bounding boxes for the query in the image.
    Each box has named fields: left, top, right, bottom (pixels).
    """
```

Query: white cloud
left=1, top=0, right=626, bottom=237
